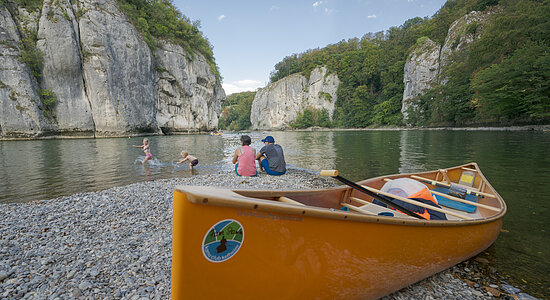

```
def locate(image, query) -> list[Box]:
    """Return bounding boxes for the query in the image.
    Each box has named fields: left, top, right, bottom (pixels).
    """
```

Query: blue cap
left=261, top=136, right=275, bottom=143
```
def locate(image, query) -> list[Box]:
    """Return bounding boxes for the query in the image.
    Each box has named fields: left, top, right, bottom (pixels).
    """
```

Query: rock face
left=37, top=0, right=93, bottom=135
left=79, top=0, right=158, bottom=136
left=401, top=8, right=499, bottom=123
left=402, top=38, right=441, bottom=121
left=155, top=42, right=224, bottom=133
left=0, top=6, right=51, bottom=138
left=0, top=0, right=223, bottom=138
left=250, top=67, right=339, bottom=130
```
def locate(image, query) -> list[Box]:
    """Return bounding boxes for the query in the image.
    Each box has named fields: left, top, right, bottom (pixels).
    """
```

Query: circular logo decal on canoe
left=202, top=219, right=244, bottom=263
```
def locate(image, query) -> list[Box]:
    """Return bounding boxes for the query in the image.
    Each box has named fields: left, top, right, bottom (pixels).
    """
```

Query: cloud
left=217, top=14, right=226, bottom=21
left=312, top=1, right=333, bottom=14
left=367, top=14, right=376, bottom=18
left=269, top=5, right=279, bottom=11
left=223, top=80, right=263, bottom=95
left=312, top=1, right=324, bottom=7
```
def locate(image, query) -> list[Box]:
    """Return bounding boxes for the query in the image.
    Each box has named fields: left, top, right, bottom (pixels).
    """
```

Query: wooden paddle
left=320, top=170, right=425, bottom=220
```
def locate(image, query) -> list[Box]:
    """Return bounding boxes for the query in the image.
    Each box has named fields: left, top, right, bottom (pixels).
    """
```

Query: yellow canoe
left=171, top=163, right=506, bottom=299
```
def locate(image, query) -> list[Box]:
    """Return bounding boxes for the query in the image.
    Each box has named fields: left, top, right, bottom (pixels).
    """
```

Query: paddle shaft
left=329, top=174, right=425, bottom=220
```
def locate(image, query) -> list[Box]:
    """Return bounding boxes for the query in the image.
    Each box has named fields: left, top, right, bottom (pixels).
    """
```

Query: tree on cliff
left=268, top=0, right=549, bottom=127
left=218, top=92, right=256, bottom=131
left=118, top=0, right=220, bottom=81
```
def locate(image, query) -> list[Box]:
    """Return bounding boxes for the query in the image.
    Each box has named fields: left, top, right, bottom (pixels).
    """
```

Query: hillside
left=267, top=0, right=549, bottom=128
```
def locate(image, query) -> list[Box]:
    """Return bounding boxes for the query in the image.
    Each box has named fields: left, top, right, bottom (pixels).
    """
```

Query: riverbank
left=2, top=124, right=549, bottom=141
left=287, top=124, right=550, bottom=132
left=0, top=170, right=539, bottom=299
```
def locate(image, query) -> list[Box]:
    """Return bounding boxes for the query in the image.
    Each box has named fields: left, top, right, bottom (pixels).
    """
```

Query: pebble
left=0, top=169, right=537, bottom=299
left=501, top=284, right=522, bottom=294
left=0, top=271, right=8, bottom=282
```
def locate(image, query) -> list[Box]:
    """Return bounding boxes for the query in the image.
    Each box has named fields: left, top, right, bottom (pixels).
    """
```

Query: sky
left=173, top=0, right=449, bottom=95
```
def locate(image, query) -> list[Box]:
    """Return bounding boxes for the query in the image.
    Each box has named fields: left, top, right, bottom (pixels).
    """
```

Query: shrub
left=290, top=107, right=332, bottom=129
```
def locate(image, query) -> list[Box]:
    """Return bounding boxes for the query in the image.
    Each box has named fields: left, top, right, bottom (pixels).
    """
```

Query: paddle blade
left=320, top=170, right=338, bottom=177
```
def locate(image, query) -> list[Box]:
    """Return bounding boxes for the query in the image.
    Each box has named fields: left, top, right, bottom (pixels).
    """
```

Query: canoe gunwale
left=175, top=162, right=506, bottom=228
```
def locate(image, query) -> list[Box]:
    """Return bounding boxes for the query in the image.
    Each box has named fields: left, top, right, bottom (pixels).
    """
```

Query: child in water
left=133, top=138, right=153, bottom=164
left=177, top=151, right=199, bottom=170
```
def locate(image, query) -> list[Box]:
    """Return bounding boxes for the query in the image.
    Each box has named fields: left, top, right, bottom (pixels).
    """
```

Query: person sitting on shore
left=133, top=138, right=153, bottom=164
left=256, top=135, right=286, bottom=176
left=177, top=151, right=199, bottom=170
left=232, top=135, right=257, bottom=177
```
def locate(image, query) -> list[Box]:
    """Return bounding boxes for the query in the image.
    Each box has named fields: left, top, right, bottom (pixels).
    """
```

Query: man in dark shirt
left=256, top=135, right=286, bottom=176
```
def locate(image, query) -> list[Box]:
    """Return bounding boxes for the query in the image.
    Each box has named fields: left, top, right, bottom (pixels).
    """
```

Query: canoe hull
left=171, top=189, right=502, bottom=299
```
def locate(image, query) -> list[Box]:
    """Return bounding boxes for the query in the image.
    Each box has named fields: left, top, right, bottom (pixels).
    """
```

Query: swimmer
left=177, top=151, right=199, bottom=170
left=133, top=138, right=153, bottom=164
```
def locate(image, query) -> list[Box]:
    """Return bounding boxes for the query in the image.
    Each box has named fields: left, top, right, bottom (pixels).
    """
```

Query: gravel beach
left=0, top=169, right=537, bottom=299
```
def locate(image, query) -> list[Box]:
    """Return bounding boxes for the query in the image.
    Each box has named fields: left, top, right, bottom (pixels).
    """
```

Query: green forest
left=266, top=0, right=549, bottom=128
left=218, top=91, right=256, bottom=131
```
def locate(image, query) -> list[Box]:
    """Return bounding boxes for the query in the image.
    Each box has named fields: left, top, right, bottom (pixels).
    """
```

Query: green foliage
left=117, top=0, right=220, bottom=81
left=18, top=31, right=43, bottom=79
left=471, top=43, right=550, bottom=119
left=12, top=0, right=42, bottom=10
left=290, top=107, right=332, bottom=129
left=413, top=0, right=550, bottom=125
left=465, top=22, right=479, bottom=35
left=269, top=0, right=546, bottom=127
left=319, top=92, right=332, bottom=102
left=39, top=89, right=57, bottom=120
left=39, top=88, right=57, bottom=107
left=218, top=91, right=255, bottom=130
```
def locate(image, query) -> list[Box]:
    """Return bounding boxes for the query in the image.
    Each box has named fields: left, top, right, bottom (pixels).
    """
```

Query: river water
left=1, top=130, right=548, bottom=297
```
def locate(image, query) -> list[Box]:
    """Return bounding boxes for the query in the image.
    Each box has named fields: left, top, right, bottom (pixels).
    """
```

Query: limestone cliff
left=402, top=38, right=441, bottom=121
left=155, top=42, right=223, bottom=133
left=401, top=8, right=499, bottom=123
left=250, top=67, right=339, bottom=130
left=0, top=0, right=223, bottom=138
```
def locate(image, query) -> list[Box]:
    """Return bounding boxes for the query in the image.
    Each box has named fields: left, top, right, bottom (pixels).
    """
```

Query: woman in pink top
left=232, top=135, right=257, bottom=176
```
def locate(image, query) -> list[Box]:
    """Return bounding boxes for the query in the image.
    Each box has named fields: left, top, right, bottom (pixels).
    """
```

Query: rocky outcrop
left=0, top=6, right=51, bottom=138
left=440, top=9, right=498, bottom=65
left=37, top=0, right=94, bottom=135
left=401, top=8, right=499, bottom=123
left=250, top=67, right=339, bottom=130
left=402, top=38, right=441, bottom=120
left=0, top=0, right=223, bottom=139
left=155, top=42, right=224, bottom=133
left=79, top=0, right=158, bottom=136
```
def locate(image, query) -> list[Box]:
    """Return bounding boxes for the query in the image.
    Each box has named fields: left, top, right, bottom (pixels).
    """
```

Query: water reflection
left=0, top=130, right=549, bottom=297
left=275, top=131, right=337, bottom=171
left=398, top=130, right=427, bottom=174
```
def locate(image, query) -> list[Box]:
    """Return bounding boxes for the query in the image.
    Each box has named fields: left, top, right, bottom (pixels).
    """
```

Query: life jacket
left=375, top=178, right=447, bottom=220
left=401, top=188, right=440, bottom=220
